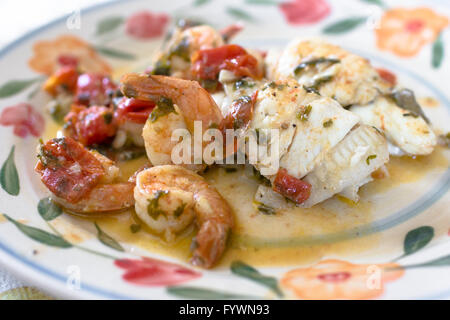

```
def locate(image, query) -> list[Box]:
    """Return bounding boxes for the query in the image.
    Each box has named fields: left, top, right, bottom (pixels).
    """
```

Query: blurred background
left=0, top=0, right=111, bottom=47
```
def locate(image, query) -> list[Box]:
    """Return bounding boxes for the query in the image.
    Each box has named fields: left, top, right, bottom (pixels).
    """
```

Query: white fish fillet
left=279, top=97, right=360, bottom=178
left=269, top=38, right=392, bottom=106
left=301, top=125, right=389, bottom=207
left=350, top=96, right=436, bottom=155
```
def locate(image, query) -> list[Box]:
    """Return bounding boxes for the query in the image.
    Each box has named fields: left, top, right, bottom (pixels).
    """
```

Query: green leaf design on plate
left=226, top=7, right=255, bottom=21
left=94, top=45, right=136, bottom=60
left=432, top=33, right=444, bottom=69
left=96, top=16, right=124, bottom=35
left=245, top=0, right=278, bottom=5
left=360, top=0, right=385, bottom=7
left=403, top=226, right=434, bottom=256
left=0, top=78, right=40, bottom=98
left=37, top=197, right=62, bottom=221
left=396, top=254, right=450, bottom=270
left=192, top=0, right=210, bottom=6
left=4, top=214, right=72, bottom=248
left=322, top=17, right=367, bottom=34
left=167, top=286, right=260, bottom=299
left=1, top=146, right=20, bottom=196
left=231, top=260, right=283, bottom=297
left=95, top=223, right=124, bottom=252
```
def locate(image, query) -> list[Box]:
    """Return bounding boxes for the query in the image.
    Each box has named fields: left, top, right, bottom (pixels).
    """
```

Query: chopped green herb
left=389, top=88, right=429, bottom=123
left=149, top=97, right=178, bottom=122
left=303, top=85, right=320, bottom=95
left=147, top=190, right=169, bottom=219
left=47, top=102, right=66, bottom=124
left=403, top=112, right=418, bottom=118
left=263, top=81, right=287, bottom=91
left=152, top=59, right=171, bottom=76
left=366, top=154, right=377, bottom=165
left=303, top=75, right=333, bottom=95
left=323, top=119, right=333, bottom=128
left=201, top=79, right=219, bottom=91
left=103, top=112, right=113, bottom=124
left=294, top=57, right=340, bottom=76
left=169, top=37, right=190, bottom=62
left=233, top=79, right=255, bottom=90
left=174, top=203, right=187, bottom=218
left=254, top=201, right=276, bottom=215
left=225, top=167, right=237, bottom=173
left=37, top=140, right=59, bottom=168
left=296, top=105, right=312, bottom=121
left=130, top=224, right=141, bottom=233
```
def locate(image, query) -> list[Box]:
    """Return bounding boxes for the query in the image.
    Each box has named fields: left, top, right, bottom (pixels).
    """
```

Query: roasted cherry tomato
left=75, top=73, right=117, bottom=106
left=64, top=105, right=117, bottom=146
left=35, top=137, right=105, bottom=203
left=115, top=98, right=156, bottom=124
left=221, top=90, right=258, bottom=130
left=272, top=168, right=311, bottom=204
left=191, top=44, right=262, bottom=81
left=43, top=66, right=79, bottom=96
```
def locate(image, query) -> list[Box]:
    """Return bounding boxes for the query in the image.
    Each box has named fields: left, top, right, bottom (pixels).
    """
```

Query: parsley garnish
left=323, top=119, right=333, bottom=128
left=147, top=190, right=169, bottom=219
left=294, top=57, right=340, bottom=76
left=366, top=154, right=377, bottom=165
left=296, top=105, right=312, bottom=121
left=149, top=97, right=178, bottom=122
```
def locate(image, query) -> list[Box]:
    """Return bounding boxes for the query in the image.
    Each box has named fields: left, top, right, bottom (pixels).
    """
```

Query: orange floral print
left=376, top=7, right=448, bottom=57
left=281, top=259, right=404, bottom=300
left=29, top=35, right=111, bottom=75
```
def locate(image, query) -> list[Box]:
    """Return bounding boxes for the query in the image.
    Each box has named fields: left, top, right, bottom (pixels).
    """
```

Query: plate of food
left=0, top=0, right=449, bottom=300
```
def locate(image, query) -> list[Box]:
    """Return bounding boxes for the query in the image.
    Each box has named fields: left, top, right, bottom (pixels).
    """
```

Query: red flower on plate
left=114, top=257, right=201, bottom=286
left=280, top=0, right=330, bottom=25
left=0, top=103, right=44, bottom=138
left=125, top=11, right=170, bottom=39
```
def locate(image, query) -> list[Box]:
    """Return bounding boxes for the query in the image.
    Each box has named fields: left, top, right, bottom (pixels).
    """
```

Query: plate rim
left=0, top=0, right=449, bottom=300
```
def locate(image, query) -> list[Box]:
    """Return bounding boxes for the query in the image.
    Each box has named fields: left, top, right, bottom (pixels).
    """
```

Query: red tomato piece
left=75, top=73, right=117, bottom=106
left=191, top=44, right=262, bottom=81
left=115, top=98, right=156, bottom=124
left=221, top=90, right=258, bottom=130
left=64, top=105, right=117, bottom=146
left=273, top=168, right=312, bottom=204
left=376, top=67, right=397, bottom=86
left=35, top=137, right=105, bottom=203
left=43, top=66, right=79, bottom=96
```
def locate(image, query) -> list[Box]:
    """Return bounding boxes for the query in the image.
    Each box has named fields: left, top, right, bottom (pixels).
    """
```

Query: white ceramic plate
left=0, top=0, right=449, bottom=299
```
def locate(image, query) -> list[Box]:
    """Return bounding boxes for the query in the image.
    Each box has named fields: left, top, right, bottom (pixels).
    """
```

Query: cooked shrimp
left=121, top=74, right=223, bottom=132
left=35, top=137, right=135, bottom=214
left=52, top=183, right=135, bottom=214
left=120, top=74, right=223, bottom=169
left=134, top=165, right=234, bottom=268
left=153, top=25, right=224, bottom=78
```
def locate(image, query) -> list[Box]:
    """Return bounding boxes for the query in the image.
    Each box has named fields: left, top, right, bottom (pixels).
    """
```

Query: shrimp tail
left=191, top=220, right=231, bottom=268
